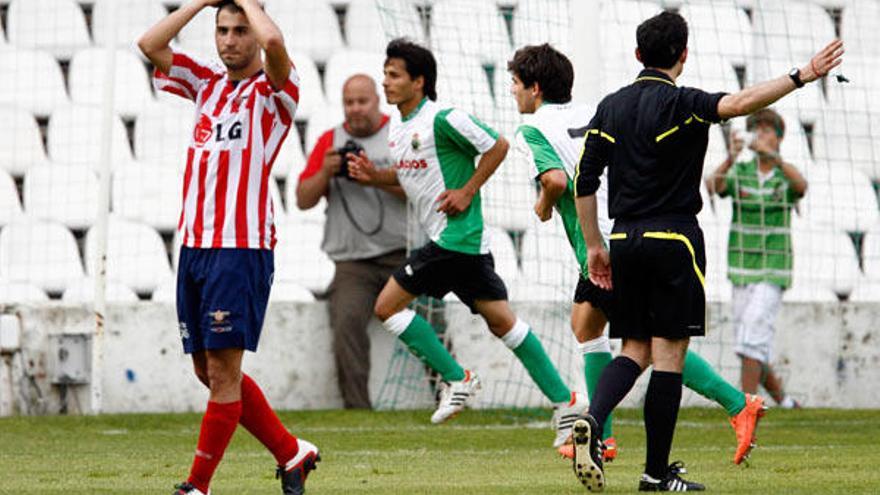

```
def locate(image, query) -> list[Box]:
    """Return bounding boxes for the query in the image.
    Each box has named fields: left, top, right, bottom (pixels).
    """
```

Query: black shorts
left=573, top=275, right=614, bottom=319
left=608, top=216, right=706, bottom=340
left=392, top=241, right=508, bottom=313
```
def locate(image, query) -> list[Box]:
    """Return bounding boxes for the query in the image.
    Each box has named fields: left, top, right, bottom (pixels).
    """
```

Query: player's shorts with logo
left=573, top=275, right=614, bottom=318
left=608, top=215, right=706, bottom=340
left=392, top=241, right=508, bottom=313
left=177, top=247, right=273, bottom=354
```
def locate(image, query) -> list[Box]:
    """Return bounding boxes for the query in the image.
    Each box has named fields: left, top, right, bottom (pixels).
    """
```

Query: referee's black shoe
left=572, top=414, right=605, bottom=492
left=638, top=462, right=705, bottom=491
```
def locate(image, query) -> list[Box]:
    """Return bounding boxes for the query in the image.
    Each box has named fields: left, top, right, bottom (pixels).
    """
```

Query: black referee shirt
left=575, top=69, right=726, bottom=220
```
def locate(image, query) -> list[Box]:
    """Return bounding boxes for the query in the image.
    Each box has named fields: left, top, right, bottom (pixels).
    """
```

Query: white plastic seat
left=514, top=224, right=580, bottom=302
left=323, top=50, right=389, bottom=110
left=486, top=226, right=518, bottom=284
left=436, top=53, right=495, bottom=118
left=134, top=99, right=194, bottom=169
left=6, top=0, right=91, bottom=60
left=47, top=104, right=133, bottom=170
left=68, top=48, right=154, bottom=120
left=269, top=281, right=316, bottom=302
left=510, top=0, right=572, bottom=48
left=304, top=105, right=344, bottom=153
left=24, top=164, right=99, bottom=230
left=92, top=0, right=168, bottom=49
left=274, top=217, right=334, bottom=293
left=799, top=163, right=878, bottom=233
left=0, top=280, right=49, bottom=304
left=858, top=223, right=880, bottom=285
left=0, top=218, right=84, bottom=294
left=62, top=277, right=140, bottom=303
left=814, top=107, right=877, bottom=178
left=150, top=275, right=176, bottom=302
left=85, top=216, right=172, bottom=295
left=784, top=221, right=860, bottom=302
left=345, top=0, right=418, bottom=52
left=271, top=125, right=306, bottom=179
left=0, top=48, right=69, bottom=118
left=482, top=150, right=536, bottom=232
left=265, top=0, right=344, bottom=64
left=285, top=179, right=328, bottom=225
left=112, top=163, right=182, bottom=232
left=0, top=106, right=50, bottom=177
left=752, top=1, right=835, bottom=62
left=0, top=169, right=23, bottom=228
left=842, top=0, right=880, bottom=58
left=288, top=51, right=326, bottom=122
left=176, top=7, right=221, bottom=64
left=430, top=0, right=509, bottom=65
left=680, top=1, right=752, bottom=68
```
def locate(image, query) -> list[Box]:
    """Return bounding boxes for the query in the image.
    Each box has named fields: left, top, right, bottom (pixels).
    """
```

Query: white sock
left=382, top=308, right=416, bottom=336
left=500, top=318, right=530, bottom=350
left=577, top=335, right=611, bottom=355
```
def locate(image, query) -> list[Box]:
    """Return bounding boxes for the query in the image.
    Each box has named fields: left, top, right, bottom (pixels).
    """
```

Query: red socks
left=188, top=400, right=242, bottom=493
left=240, top=374, right=299, bottom=465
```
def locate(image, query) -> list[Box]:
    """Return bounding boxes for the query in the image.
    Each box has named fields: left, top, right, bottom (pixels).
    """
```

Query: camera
left=335, top=139, right=364, bottom=180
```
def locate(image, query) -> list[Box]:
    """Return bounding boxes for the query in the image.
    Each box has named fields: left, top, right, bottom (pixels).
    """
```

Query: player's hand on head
left=436, top=189, right=474, bottom=216
left=587, top=246, right=612, bottom=291
left=801, top=39, right=844, bottom=83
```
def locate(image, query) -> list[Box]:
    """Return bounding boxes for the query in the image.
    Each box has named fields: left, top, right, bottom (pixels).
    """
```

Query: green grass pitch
left=1, top=408, right=878, bottom=493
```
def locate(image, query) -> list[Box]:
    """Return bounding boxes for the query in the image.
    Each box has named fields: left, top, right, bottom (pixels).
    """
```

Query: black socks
left=644, top=370, right=683, bottom=479
left=587, top=356, right=643, bottom=439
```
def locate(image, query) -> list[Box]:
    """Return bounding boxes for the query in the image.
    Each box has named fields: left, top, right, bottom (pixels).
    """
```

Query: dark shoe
left=277, top=438, right=321, bottom=495
left=572, top=415, right=605, bottom=492
left=638, top=462, right=705, bottom=491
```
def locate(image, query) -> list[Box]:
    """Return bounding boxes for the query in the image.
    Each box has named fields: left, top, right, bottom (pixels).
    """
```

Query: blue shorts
left=176, top=247, right=274, bottom=354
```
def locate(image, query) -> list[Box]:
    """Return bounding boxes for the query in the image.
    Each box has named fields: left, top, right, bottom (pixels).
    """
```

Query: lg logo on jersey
left=193, top=114, right=244, bottom=147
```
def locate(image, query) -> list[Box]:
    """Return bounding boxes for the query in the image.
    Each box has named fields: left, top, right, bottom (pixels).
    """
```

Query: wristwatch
left=788, top=68, right=805, bottom=88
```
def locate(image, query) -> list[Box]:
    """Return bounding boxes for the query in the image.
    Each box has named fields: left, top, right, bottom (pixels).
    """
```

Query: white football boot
left=551, top=391, right=590, bottom=448
left=430, top=370, right=481, bottom=424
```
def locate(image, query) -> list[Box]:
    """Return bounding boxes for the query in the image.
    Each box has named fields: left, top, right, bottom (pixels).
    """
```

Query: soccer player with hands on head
left=349, top=39, right=590, bottom=449
left=138, top=1, right=318, bottom=494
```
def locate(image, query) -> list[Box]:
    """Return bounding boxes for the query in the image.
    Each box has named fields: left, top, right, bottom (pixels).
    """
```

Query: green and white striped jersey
left=515, top=102, right=611, bottom=277
left=720, top=158, right=802, bottom=288
left=389, top=98, right=499, bottom=255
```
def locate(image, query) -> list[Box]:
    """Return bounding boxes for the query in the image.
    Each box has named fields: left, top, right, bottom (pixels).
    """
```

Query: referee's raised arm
left=137, top=0, right=223, bottom=75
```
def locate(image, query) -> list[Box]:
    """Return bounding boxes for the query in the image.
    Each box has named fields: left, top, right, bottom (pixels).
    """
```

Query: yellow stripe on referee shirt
left=642, top=231, right=705, bottom=288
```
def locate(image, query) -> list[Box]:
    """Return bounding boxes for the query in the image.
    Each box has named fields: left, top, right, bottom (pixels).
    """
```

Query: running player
left=138, top=1, right=318, bottom=493
left=348, top=39, right=587, bottom=448
left=508, top=43, right=766, bottom=466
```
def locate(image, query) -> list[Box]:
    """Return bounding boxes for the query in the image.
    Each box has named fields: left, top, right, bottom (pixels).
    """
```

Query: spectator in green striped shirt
left=706, top=109, right=807, bottom=409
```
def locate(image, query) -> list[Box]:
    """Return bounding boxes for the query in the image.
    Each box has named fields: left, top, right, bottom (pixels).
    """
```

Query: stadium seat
left=6, top=0, right=92, bottom=60
left=814, top=107, right=877, bottom=177
left=176, top=7, right=221, bottom=64
left=265, top=0, right=344, bottom=64
left=510, top=0, right=572, bottom=48
left=513, top=225, right=578, bottom=301
left=91, top=0, right=168, bottom=49
left=274, top=217, right=334, bottom=293
left=271, top=125, right=306, bottom=180
left=486, top=225, right=519, bottom=284
left=23, top=164, right=99, bottom=230
left=62, top=276, right=140, bottom=303
left=150, top=275, right=175, bottom=302
left=47, top=104, right=133, bottom=170
left=436, top=53, right=495, bottom=118
left=322, top=50, right=390, bottom=111
left=678, top=51, right=741, bottom=94
left=134, top=99, right=194, bottom=169
left=345, top=0, right=411, bottom=52
left=284, top=180, right=328, bottom=225
left=0, top=218, right=85, bottom=294
left=0, top=169, right=23, bottom=228
left=858, top=222, right=880, bottom=284
left=801, top=162, right=878, bottom=233
left=0, top=106, right=50, bottom=178
left=269, top=176, right=286, bottom=222
left=752, top=1, right=836, bottom=62
left=304, top=104, right=345, bottom=153
left=68, top=48, right=154, bottom=120
left=84, top=216, right=172, bottom=295
left=269, top=280, right=317, bottom=302
left=679, top=1, right=752, bottom=68
left=288, top=51, right=326, bottom=122
left=842, top=0, right=880, bottom=58
left=483, top=147, right=536, bottom=232
left=0, top=280, right=50, bottom=304
left=430, top=0, right=510, bottom=65
left=0, top=48, right=69, bottom=118
left=112, top=163, right=182, bottom=232
left=785, top=221, right=860, bottom=302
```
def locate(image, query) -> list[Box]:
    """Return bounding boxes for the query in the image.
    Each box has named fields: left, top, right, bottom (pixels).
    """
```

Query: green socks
left=683, top=350, right=746, bottom=416
left=502, top=320, right=571, bottom=404
left=384, top=309, right=466, bottom=382
left=579, top=337, right=614, bottom=439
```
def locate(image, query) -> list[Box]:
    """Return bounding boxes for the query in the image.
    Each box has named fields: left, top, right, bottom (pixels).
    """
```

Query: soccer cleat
left=729, top=394, right=767, bottom=465
left=430, top=370, right=481, bottom=424
left=572, top=415, right=605, bottom=492
left=551, top=391, right=589, bottom=447
left=277, top=438, right=321, bottom=495
left=638, top=462, right=705, bottom=491
left=172, top=482, right=208, bottom=495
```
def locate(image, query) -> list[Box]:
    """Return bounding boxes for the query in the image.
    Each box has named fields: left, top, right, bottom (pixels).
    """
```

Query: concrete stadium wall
left=1, top=301, right=878, bottom=416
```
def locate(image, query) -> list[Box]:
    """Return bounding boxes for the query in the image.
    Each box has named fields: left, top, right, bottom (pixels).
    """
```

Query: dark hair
left=216, top=0, right=244, bottom=20
left=385, top=38, right=437, bottom=101
left=746, top=108, right=785, bottom=137
left=507, top=44, right=573, bottom=104
left=636, top=11, right=688, bottom=69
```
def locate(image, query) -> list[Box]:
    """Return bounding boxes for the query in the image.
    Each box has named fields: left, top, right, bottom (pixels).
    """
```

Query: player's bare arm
left=234, top=0, right=291, bottom=89
left=535, top=169, right=567, bottom=222
left=717, top=39, right=843, bottom=120
left=348, top=151, right=399, bottom=186
left=437, top=137, right=509, bottom=215
left=137, top=0, right=223, bottom=74
left=575, top=194, right=611, bottom=290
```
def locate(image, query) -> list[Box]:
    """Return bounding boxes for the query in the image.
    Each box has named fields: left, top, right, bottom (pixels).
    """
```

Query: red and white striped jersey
left=153, top=49, right=300, bottom=250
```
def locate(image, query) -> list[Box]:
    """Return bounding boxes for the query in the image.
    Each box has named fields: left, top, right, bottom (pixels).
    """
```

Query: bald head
left=342, top=74, right=383, bottom=137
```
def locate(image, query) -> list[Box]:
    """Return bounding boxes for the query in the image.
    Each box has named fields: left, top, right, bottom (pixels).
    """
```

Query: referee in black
left=570, top=11, right=843, bottom=492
